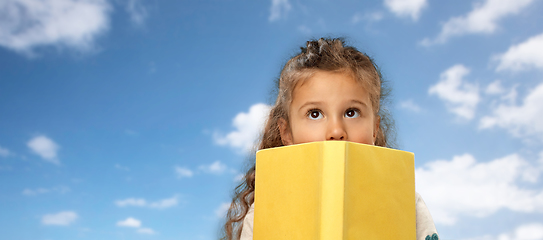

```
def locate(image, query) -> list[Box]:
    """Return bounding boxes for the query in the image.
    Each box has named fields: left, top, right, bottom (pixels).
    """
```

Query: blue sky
left=1, top=0, right=543, bottom=239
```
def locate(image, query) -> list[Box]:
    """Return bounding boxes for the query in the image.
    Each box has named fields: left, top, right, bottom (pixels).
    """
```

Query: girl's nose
left=326, top=119, right=346, bottom=141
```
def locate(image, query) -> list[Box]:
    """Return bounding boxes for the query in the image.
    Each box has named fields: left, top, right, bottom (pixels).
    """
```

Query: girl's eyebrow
left=298, top=101, right=323, bottom=110
left=350, top=100, right=369, bottom=108
left=297, top=100, right=369, bottom=111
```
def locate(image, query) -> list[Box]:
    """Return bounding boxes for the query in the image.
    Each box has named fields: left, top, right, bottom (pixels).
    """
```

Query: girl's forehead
left=294, top=70, right=366, bottom=93
left=291, top=71, right=370, bottom=103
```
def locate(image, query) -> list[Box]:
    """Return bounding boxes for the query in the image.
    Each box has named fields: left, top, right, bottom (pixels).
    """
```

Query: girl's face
left=280, top=70, right=378, bottom=145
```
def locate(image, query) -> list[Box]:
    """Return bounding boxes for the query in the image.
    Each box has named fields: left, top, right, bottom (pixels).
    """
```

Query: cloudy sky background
left=1, top=0, right=543, bottom=239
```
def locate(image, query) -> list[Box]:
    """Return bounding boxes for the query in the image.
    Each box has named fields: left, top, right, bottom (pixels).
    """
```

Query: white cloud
left=116, top=217, right=141, bottom=228
left=0, top=145, right=11, bottom=157
left=416, top=153, right=543, bottom=225
left=24, top=188, right=46, bottom=195
left=125, top=0, right=147, bottom=26
left=399, top=99, right=422, bottom=112
left=500, top=86, right=519, bottom=105
left=486, top=83, right=518, bottom=105
left=23, top=186, right=70, bottom=196
left=115, top=198, right=146, bottom=207
left=464, top=223, right=543, bottom=240
left=115, top=196, right=178, bottom=209
left=27, top=135, right=60, bottom=165
left=351, top=13, right=364, bottom=24
left=215, top=202, right=230, bottom=218
left=117, top=217, right=157, bottom=235
left=23, top=188, right=49, bottom=195
left=42, top=211, right=78, bottom=226
left=148, top=195, right=178, bottom=209
left=137, top=227, right=156, bottom=234
left=352, top=12, right=384, bottom=24
left=199, top=160, right=228, bottom=175
left=0, top=0, right=111, bottom=56
left=268, top=0, right=291, bottom=22
left=421, top=0, right=535, bottom=45
left=384, top=0, right=427, bottom=20
left=175, top=166, right=193, bottom=178
left=115, top=163, right=130, bottom=171
left=510, top=223, right=543, bottom=240
left=486, top=80, right=505, bottom=95
left=234, top=173, right=244, bottom=182
left=495, top=33, right=543, bottom=72
left=213, top=103, right=271, bottom=153
left=480, top=82, right=543, bottom=140
left=429, top=64, right=480, bottom=120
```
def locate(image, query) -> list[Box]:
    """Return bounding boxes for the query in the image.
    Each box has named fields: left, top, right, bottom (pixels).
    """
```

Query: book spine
left=320, top=141, right=346, bottom=239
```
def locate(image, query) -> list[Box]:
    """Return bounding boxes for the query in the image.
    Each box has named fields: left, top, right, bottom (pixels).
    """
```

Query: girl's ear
left=278, top=118, right=293, bottom=146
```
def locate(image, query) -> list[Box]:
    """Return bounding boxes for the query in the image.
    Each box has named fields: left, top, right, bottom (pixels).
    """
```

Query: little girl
left=222, top=38, right=439, bottom=240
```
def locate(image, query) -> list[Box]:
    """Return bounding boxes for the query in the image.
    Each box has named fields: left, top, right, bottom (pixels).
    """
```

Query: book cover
left=253, top=141, right=416, bottom=239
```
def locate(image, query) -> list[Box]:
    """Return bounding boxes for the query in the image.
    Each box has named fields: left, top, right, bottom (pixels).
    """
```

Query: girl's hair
left=221, top=38, right=395, bottom=239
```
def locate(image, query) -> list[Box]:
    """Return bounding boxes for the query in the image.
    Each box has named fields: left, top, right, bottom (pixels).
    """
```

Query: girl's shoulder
left=416, top=192, right=439, bottom=239
left=240, top=204, right=255, bottom=240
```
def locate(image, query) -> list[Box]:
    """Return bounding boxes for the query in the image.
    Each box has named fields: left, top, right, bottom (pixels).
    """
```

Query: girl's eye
left=345, top=109, right=360, bottom=118
left=307, top=110, right=323, bottom=120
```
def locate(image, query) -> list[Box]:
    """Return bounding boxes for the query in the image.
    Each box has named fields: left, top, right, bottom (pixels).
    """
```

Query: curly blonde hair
left=221, top=38, right=395, bottom=239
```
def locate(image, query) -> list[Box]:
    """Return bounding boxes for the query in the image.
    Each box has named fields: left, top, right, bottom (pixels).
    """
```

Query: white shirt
left=240, top=192, right=438, bottom=240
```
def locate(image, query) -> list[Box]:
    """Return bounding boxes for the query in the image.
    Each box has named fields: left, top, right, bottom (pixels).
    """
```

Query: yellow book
left=253, top=141, right=416, bottom=239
